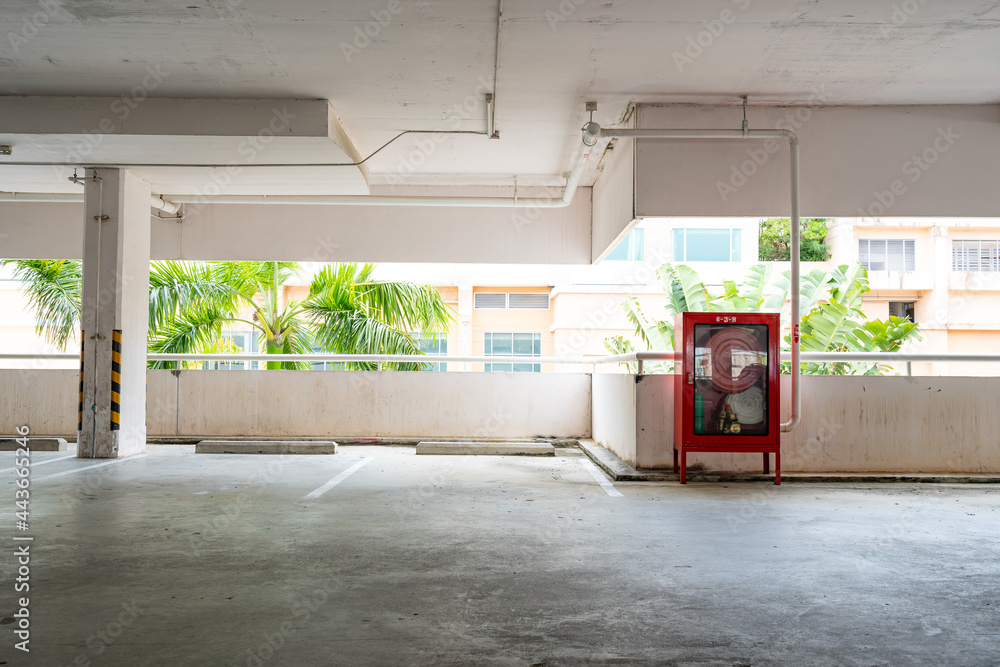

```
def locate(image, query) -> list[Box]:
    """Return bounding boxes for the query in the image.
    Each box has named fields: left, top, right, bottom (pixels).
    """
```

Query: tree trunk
left=265, top=340, right=283, bottom=370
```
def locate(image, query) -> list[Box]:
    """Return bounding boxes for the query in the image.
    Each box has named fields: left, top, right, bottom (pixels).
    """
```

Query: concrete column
left=457, top=285, right=473, bottom=372
left=928, top=223, right=952, bottom=376
left=78, top=169, right=151, bottom=458
left=828, top=217, right=855, bottom=265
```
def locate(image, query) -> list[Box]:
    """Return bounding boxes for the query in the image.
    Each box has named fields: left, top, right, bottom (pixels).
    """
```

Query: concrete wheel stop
left=195, top=440, right=338, bottom=455
left=0, top=437, right=68, bottom=451
left=416, top=441, right=555, bottom=456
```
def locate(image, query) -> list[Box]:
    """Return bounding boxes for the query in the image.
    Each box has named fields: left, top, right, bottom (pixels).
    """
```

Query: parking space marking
left=0, top=454, right=76, bottom=474
left=303, top=458, right=373, bottom=499
left=581, top=459, right=624, bottom=497
left=29, top=455, right=146, bottom=482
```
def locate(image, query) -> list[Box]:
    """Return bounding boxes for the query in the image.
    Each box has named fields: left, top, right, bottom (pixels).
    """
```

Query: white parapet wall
left=0, top=369, right=78, bottom=436
left=0, top=369, right=592, bottom=441
left=593, top=373, right=1000, bottom=473
left=591, top=373, right=637, bottom=462
left=5, top=369, right=1000, bottom=472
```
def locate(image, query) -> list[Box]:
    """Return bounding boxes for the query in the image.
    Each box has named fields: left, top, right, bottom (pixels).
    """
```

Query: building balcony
left=949, top=271, right=1000, bottom=291
left=866, top=270, right=935, bottom=291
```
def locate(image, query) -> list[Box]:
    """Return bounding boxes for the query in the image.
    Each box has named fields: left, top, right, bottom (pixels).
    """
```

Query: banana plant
left=606, top=261, right=921, bottom=375
left=797, top=264, right=920, bottom=375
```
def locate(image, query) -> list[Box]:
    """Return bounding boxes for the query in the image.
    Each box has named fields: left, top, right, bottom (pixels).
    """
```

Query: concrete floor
left=2, top=445, right=999, bottom=666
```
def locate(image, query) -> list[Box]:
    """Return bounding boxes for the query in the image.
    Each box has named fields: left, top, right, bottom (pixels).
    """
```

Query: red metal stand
left=673, top=312, right=781, bottom=485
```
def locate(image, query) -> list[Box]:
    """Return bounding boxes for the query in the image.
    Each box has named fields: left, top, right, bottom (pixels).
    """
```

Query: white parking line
left=581, top=459, right=624, bottom=497
left=0, top=454, right=76, bottom=474
left=30, top=455, right=146, bottom=482
left=303, top=458, right=373, bottom=499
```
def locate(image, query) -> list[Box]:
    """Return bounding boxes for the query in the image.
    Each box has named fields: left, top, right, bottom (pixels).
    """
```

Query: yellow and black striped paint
left=78, top=333, right=85, bottom=432
left=111, top=330, right=122, bottom=431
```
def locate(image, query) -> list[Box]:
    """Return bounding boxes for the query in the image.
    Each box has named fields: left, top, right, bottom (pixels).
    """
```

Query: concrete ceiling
left=1, top=0, right=999, bottom=195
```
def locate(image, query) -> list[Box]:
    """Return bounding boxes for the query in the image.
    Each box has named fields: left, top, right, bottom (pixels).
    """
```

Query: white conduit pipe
left=159, top=194, right=572, bottom=208
left=0, top=191, right=80, bottom=203
left=162, top=123, right=604, bottom=209
left=7, top=189, right=572, bottom=211
left=598, top=126, right=802, bottom=433
left=149, top=195, right=181, bottom=215
left=0, top=124, right=603, bottom=211
left=1, top=191, right=182, bottom=215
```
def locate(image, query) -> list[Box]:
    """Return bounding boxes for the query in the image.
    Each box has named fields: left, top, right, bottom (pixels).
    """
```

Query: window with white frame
left=606, top=228, right=645, bottom=261
left=673, top=228, right=741, bottom=262
left=483, top=332, right=541, bottom=372
left=474, top=292, right=506, bottom=309
left=888, top=301, right=916, bottom=323
left=507, top=293, right=549, bottom=309
left=858, top=239, right=915, bottom=271
left=952, top=240, right=1000, bottom=272
left=474, top=292, right=549, bottom=309
left=416, top=333, right=448, bottom=372
left=309, top=344, right=339, bottom=371
left=213, top=331, right=252, bottom=370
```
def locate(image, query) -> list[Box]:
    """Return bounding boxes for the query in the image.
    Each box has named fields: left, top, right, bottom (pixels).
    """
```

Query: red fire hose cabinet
left=673, top=312, right=781, bottom=484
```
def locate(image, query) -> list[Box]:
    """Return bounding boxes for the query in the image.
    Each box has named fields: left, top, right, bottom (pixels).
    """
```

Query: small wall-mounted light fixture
left=0, top=145, right=12, bottom=156
left=486, top=93, right=499, bottom=139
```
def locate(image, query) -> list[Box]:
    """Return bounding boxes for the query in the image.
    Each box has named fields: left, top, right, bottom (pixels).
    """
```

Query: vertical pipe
left=782, top=136, right=801, bottom=432
left=596, top=126, right=802, bottom=431
left=563, top=122, right=601, bottom=205
left=486, top=94, right=495, bottom=138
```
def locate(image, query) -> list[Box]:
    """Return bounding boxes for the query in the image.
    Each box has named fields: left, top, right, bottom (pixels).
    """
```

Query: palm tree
left=1, top=259, right=82, bottom=349
left=2, top=259, right=454, bottom=370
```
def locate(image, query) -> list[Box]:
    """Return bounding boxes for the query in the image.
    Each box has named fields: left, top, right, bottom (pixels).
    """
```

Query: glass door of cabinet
left=691, top=323, right=770, bottom=437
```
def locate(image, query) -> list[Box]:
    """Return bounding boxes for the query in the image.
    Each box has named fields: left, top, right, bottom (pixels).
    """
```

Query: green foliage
left=304, top=262, right=453, bottom=371
left=5, top=258, right=454, bottom=370
left=604, top=261, right=922, bottom=375
left=1, top=259, right=82, bottom=349
left=758, top=218, right=831, bottom=262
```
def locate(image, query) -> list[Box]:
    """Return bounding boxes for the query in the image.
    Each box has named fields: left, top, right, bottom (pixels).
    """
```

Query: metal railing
left=3, top=350, right=1000, bottom=376
left=611, top=351, right=1000, bottom=376
left=0, top=352, right=598, bottom=371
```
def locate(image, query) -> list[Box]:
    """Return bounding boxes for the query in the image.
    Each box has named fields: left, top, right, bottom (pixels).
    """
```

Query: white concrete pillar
left=457, top=285, right=473, bottom=371
left=828, top=217, right=855, bottom=265
left=78, top=169, right=151, bottom=458
left=928, top=223, right=952, bottom=376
